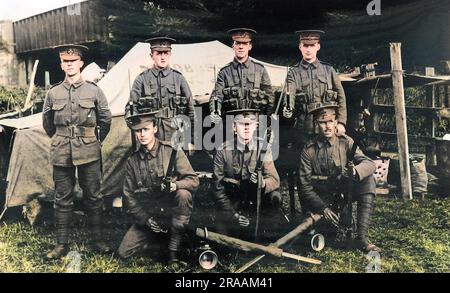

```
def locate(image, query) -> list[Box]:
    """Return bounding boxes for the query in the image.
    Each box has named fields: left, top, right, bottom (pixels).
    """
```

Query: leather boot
left=87, top=208, right=112, bottom=254
left=354, top=193, right=381, bottom=252
left=46, top=209, right=71, bottom=259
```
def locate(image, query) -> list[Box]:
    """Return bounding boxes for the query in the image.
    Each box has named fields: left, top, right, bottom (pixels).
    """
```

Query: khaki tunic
left=123, top=139, right=199, bottom=226
left=298, top=134, right=376, bottom=213
left=42, top=78, right=112, bottom=166
left=213, top=139, right=280, bottom=215
left=285, top=59, right=347, bottom=134
left=126, top=66, right=195, bottom=142
left=209, top=58, right=274, bottom=115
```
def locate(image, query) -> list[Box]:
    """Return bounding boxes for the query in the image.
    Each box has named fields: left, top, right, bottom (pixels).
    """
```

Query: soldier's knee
left=116, top=245, right=132, bottom=260
left=269, top=190, right=282, bottom=207
left=175, top=189, right=192, bottom=204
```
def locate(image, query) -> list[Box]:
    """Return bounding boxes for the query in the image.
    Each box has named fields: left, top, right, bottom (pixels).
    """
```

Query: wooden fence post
left=390, top=43, right=412, bottom=200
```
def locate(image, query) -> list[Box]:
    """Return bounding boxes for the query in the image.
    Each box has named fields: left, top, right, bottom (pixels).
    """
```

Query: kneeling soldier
left=212, top=109, right=281, bottom=240
left=298, top=103, right=380, bottom=252
left=118, top=111, right=199, bottom=264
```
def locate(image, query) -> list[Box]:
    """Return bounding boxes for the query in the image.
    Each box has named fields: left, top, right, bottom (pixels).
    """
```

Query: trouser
left=117, top=189, right=193, bottom=259
left=305, top=176, right=376, bottom=240
left=52, top=160, right=103, bottom=244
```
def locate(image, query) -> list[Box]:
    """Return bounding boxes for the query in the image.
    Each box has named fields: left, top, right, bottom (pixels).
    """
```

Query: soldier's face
left=317, top=119, right=337, bottom=138
left=299, top=42, right=320, bottom=62
left=135, top=123, right=158, bottom=147
left=232, top=41, right=252, bottom=60
left=60, top=58, right=84, bottom=77
left=234, top=122, right=257, bottom=143
left=151, top=50, right=171, bottom=69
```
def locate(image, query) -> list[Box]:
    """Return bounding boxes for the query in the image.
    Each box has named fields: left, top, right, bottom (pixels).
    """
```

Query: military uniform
left=42, top=44, right=112, bottom=258
left=117, top=113, right=199, bottom=261
left=285, top=58, right=346, bottom=134
left=280, top=30, right=348, bottom=216
left=125, top=37, right=195, bottom=143
left=210, top=58, right=274, bottom=115
left=298, top=104, right=379, bottom=251
left=212, top=109, right=281, bottom=240
left=209, top=28, right=274, bottom=117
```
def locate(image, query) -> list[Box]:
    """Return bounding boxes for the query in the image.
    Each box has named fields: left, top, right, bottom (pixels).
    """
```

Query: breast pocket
left=317, top=73, right=328, bottom=86
left=246, top=73, right=255, bottom=88
left=143, top=84, right=157, bottom=97
left=52, top=100, right=67, bottom=125
left=79, top=99, right=96, bottom=126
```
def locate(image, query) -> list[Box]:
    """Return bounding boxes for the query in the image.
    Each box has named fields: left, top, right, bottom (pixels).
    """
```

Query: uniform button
left=150, top=169, right=154, bottom=173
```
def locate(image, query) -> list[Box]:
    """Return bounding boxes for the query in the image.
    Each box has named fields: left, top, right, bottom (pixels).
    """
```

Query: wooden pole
left=390, top=43, right=412, bottom=200
left=21, top=59, right=39, bottom=111
left=235, top=213, right=323, bottom=273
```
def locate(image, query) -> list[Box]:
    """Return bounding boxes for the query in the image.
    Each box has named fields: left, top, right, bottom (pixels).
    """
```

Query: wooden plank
left=371, top=103, right=446, bottom=113
left=390, top=42, right=413, bottom=200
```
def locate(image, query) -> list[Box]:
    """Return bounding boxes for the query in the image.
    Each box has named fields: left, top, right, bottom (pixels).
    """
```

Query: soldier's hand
left=282, top=106, right=293, bottom=119
left=187, top=143, right=196, bottom=156
left=209, top=113, right=222, bottom=124
left=147, top=217, right=165, bottom=233
left=170, top=182, right=177, bottom=192
left=161, top=181, right=177, bottom=193
left=342, top=164, right=359, bottom=181
left=336, top=123, right=346, bottom=136
left=322, top=207, right=340, bottom=226
left=234, top=213, right=250, bottom=227
left=250, top=172, right=265, bottom=188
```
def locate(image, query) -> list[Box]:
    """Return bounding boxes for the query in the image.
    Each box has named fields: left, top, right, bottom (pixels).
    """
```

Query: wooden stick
left=235, top=213, right=323, bottom=273
left=21, top=59, right=39, bottom=112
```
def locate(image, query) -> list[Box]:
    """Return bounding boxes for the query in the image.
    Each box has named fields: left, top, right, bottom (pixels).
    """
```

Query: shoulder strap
left=136, top=155, right=147, bottom=188
left=172, top=69, right=181, bottom=96
left=253, top=63, right=262, bottom=89
left=165, top=146, right=178, bottom=178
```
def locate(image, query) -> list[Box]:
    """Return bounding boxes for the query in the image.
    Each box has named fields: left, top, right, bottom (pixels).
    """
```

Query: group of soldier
left=42, top=27, right=380, bottom=266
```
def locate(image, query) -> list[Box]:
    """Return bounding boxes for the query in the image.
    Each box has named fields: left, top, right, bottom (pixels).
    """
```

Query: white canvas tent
left=0, top=41, right=292, bottom=208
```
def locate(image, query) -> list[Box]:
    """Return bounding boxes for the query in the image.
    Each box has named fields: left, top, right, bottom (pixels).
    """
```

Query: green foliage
left=0, top=86, right=46, bottom=114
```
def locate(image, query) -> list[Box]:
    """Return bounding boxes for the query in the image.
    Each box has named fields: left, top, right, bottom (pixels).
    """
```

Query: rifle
left=161, top=146, right=178, bottom=194
left=272, top=66, right=290, bottom=119
left=344, top=133, right=363, bottom=240
left=96, top=125, right=103, bottom=174
left=253, top=124, right=274, bottom=241
left=128, top=68, right=137, bottom=151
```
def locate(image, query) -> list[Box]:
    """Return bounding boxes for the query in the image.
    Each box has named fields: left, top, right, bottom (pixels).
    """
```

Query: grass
left=0, top=187, right=449, bottom=273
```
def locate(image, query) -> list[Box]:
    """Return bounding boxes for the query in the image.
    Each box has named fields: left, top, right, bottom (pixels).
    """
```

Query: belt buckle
left=69, top=125, right=76, bottom=138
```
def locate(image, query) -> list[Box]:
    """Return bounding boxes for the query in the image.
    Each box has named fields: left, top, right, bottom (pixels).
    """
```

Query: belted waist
left=55, top=125, right=96, bottom=138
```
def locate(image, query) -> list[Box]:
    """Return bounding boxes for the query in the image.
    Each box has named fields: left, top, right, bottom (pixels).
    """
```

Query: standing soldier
left=212, top=109, right=282, bottom=240
left=298, top=103, right=380, bottom=252
left=117, top=111, right=199, bottom=264
left=42, top=44, right=112, bottom=259
left=281, top=30, right=347, bottom=213
left=209, top=28, right=275, bottom=123
left=126, top=37, right=195, bottom=152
